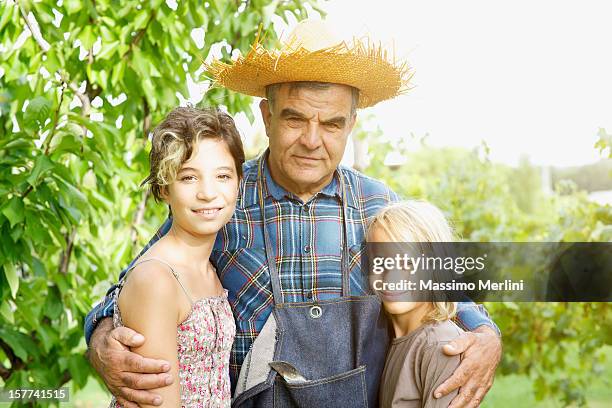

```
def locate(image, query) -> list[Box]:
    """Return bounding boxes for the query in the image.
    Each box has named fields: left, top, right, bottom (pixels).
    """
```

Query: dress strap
left=123, top=257, right=194, bottom=305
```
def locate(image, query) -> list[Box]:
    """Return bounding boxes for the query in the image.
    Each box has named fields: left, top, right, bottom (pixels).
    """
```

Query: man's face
left=260, top=83, right=356, bottom=199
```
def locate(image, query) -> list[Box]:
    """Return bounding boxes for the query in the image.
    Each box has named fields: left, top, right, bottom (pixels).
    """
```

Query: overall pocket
left=273, top=366, right=368, bottom=408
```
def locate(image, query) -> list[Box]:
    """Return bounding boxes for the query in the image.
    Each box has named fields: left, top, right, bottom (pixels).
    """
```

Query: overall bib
left=232, top=158, right=389, bottom=408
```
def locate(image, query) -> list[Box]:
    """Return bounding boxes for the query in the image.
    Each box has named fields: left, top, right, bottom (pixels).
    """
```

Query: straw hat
left=207, top=19, right=412, bottom=108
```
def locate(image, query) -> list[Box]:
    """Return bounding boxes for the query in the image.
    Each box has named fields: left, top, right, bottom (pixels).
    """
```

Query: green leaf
left=3, top=263, right=19, bottom=298
left=50, top=132, right=82, bottom=156
left=79, top=26, right=96, bottom=50
left=0, top=1, right=16, bottom=33
left=0, top=299, right=14, bottom=324
left=44, top=285, right=63, bottom=320
left=97, top=40, right=120, bottom=60
left=27, top=154, right=55, bottom=186
left=2, top=197, right=25, bottom=228
left=64, top=0, right=83, bottom=15
left=131, top=47, right=150, bottom=77
left=68, top=354, right=90, bottom=389
left=133, top=10, right=149, bottom=30
left=0, top=138, right=32, bottom=150
left=45, top=48, right=62, bottom=73
left=23, top=96, right=52, bottom=128
left=36, top=325, right=58, bottom=354
left=0, top=328, right=29, bottom=361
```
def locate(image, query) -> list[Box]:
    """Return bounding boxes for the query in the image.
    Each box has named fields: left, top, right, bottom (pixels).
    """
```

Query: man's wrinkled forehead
left=266, top=82, right=359, bottom=116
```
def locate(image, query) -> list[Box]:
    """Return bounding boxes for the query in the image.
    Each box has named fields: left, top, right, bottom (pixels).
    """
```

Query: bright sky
left=262, top=0, right=612, bottom=167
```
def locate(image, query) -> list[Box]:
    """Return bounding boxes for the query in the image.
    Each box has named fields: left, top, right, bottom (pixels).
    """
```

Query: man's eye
left=218, top=174, right=231, bottom=181
left=325, top=123, right=341, bottom=130
left=287, top=117, right=305, bottom=126
left=181, top=175, right=196, bottom=181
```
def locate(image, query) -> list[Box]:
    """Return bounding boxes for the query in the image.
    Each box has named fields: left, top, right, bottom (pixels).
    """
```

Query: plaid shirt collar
left=240, top=150, right=359, bottom=209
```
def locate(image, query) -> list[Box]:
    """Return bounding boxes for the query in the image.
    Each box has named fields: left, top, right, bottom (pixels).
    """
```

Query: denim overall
left=231, top=158, right=389, bottom=408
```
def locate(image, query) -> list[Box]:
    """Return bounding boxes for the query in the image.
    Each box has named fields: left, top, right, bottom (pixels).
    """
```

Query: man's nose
left=299, top=122, right=323, bottom=150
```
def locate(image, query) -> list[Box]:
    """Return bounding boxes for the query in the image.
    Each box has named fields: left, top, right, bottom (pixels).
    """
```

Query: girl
left=367, top=201, right=463, bottom=408
left=110, top=107, right=244, bottom=407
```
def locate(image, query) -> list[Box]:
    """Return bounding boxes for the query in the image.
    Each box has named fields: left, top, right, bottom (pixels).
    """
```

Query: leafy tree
left=0, top=0, right=318, bottom=405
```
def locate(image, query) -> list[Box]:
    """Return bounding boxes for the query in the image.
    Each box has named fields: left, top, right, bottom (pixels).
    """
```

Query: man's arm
left=434, top=303, right=502, bottom=408
left=454, top=301, right=500, bottom=335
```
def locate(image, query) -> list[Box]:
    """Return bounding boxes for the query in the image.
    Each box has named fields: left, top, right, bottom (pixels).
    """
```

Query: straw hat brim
left=208, top=40, right=412, bottom=109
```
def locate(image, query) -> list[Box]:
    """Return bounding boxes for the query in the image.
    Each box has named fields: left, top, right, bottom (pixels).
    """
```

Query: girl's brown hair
left=143, top=107, right=245, bottom=201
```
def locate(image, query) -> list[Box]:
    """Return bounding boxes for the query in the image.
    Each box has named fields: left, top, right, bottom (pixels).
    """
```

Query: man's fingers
left=115, top=396, right=140, bottom=408
left=110, top=326, right=145, bottom=348
left=434, top=365, right=467, bottom=398
left=118, top=387, right=163, bottom=406
left=448, top=384, right=479, bottom=408
left=443, top=332, right=476, bottom=356
left=120, top=372, right=173, bottom=390
left=470, top=386, right=488, bottom=408
left=123, top=353, right=171, bottom=374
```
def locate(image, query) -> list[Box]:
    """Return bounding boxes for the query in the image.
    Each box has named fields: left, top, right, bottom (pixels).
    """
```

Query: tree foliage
left=0, top=0, right=318, bottom=404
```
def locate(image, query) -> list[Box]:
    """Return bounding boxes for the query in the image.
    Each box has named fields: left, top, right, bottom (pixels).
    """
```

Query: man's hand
left=434, top=326, right=502, bottom=408
left=87, top=318, right=173, bottom=407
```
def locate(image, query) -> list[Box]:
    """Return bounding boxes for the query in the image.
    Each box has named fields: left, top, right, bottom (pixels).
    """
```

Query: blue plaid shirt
left=85, top=152, right=498, bottom=385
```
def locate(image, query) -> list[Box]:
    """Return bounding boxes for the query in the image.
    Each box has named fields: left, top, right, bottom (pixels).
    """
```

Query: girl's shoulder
left=422, top=320, right=464, bottom=345
left=391, top=320, right=463, bottom=356
left=119, top=258, right=182, bottom=304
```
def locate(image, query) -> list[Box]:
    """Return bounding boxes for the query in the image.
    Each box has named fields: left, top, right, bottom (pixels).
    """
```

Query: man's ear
left=259, top=99, right=272, bottom=138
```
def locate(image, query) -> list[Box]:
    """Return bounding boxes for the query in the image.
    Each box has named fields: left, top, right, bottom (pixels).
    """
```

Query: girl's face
left=163, top=138, right=239, bottom=238
left=367, top=224, right=426, bottom=316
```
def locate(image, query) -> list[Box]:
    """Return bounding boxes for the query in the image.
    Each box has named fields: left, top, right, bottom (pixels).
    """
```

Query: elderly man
left=85, top=20, right=501, bottom=407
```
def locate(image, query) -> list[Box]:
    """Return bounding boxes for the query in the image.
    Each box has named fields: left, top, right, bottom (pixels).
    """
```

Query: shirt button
left=306, top=291, right=313, bottom=299
left=304, top=245, right=311, bottom=253
left=303, top=205, right=309, bottom=213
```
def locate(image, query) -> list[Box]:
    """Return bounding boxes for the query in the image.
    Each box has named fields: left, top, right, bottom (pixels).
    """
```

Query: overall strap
left=123, top=257, right=194, bottom=305
left=256, top=153, right=351, bottom=305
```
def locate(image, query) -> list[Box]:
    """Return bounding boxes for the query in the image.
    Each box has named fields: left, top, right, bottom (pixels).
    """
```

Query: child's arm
left=118, top=262, right=183, bottom=408
left=420, top=343, right=461, bottom=408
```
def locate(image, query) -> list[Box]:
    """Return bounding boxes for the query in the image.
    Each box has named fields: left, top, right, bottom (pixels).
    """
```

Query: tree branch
left=22, top=185, right=34, bottom=199
left=60, top=72, right=91, bottom=142
left=59, top=228, right=77, bottom=274
left=65, top=79, right=91, bottom=118
left=130, top=98, right=153, bottom=244
left=123, top=11, right=156, bottom=60
left=142, top=98, right=151, bottom=143
left=0, top=362, right=9, bottom=381
left=0, top=338, right=25, bottom=374
left=17, top=1, right=50, bottom=52
left=43, top=85, right=66, bottom=155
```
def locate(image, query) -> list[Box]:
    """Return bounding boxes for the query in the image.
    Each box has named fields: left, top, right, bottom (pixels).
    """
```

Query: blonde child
left=367, top=201, right=463, bottom=408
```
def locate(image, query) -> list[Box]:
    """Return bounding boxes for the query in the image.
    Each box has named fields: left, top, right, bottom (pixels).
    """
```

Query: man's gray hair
left=265, top=82, right=359, bottom=117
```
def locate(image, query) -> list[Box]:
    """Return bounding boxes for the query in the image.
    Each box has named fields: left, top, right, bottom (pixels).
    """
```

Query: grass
left=67, top=350, right=612, bottom=408
left=2, top=348, right=610, bottom=407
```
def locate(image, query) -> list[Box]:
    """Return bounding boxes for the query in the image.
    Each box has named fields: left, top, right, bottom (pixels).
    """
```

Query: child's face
left=163, top=138, right=239, bottom=238
left=367, top=224, right=427, bottom=316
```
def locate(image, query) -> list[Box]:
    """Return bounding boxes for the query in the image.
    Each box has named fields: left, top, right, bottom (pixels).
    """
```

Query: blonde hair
left=368, top=200, right=457, bottom=323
